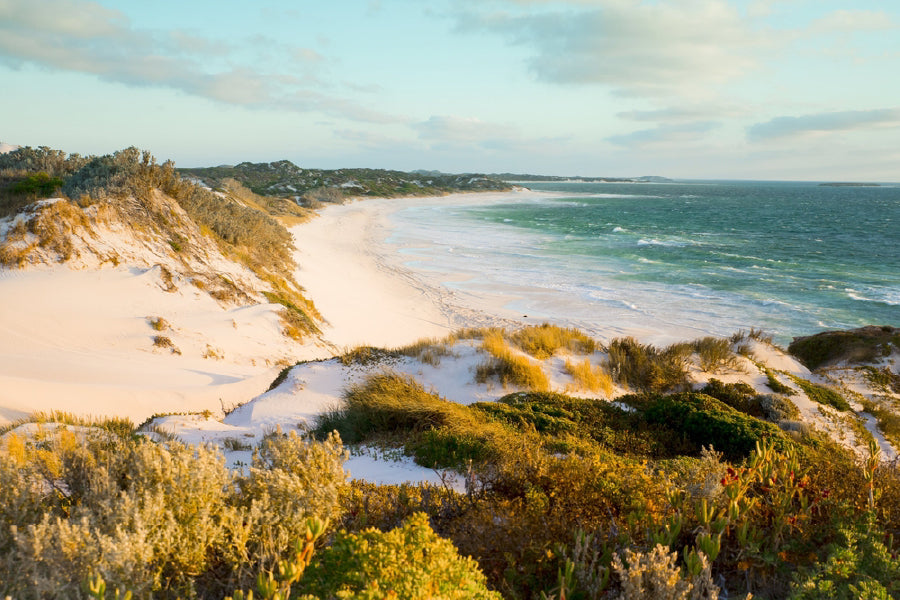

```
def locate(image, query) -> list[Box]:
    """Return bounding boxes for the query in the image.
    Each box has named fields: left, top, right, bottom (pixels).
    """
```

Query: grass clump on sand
left=691, top=336, right=741, bottom=373
left=789, top=375, right=852, bottom=411
left=564, top=358, right=614, bottom=396
left=475, top=329, right=550, bottom=391
left=509, top=323, right=597, bottom=359
left=0, top=411, right=135, bottom=439
left=606, top=337, right=691, bottom=393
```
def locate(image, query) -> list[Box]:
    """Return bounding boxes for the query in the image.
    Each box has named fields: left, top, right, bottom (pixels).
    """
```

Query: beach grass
left=509, top=323, right=597, bottom=359
left=564, top=358, right=614, bottom=396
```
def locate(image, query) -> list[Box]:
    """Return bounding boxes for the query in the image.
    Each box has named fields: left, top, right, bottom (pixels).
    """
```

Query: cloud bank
left=0, top=0, right=399, bottom=123
left=748, top=108, right=900, bottom=141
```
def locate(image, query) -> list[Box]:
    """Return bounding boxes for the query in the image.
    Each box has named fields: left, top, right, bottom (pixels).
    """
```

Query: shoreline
left=290, top=190, right=713, bottom=350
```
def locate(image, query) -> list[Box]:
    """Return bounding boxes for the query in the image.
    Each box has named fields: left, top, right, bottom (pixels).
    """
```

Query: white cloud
left=456, top=0, right=767, bottom=97
left=0, top=0, right=397, bottom=123
left=747, top=108, right=900, bottom=141
left=809, top=9, right=897, bottom=33
left=607, top=121, right=720, bottom=146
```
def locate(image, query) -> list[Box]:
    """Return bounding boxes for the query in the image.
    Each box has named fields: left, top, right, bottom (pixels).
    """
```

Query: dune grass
left=476, top=329, right=549, bottom=391
left=564, top=358, right=614, bottom=396
left=789, top=374, right=852, bottom=411
left=691, top=336, right=741, bottom=373
left=509, top=323, right=597, bottom=359
left=606, top=337, right=691, bottom=393
left=0, top=410, right=135, bottom=439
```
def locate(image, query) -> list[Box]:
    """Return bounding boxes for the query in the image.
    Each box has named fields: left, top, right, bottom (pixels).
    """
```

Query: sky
left=1, top=0, right=899, bottom=181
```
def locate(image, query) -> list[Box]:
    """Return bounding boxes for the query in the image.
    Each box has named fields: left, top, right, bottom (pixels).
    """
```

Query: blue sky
left=1, top=0, right=899, bottom=180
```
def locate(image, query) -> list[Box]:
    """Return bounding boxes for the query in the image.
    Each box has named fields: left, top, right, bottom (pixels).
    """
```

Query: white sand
left=0, top=266, right=316, bottom=427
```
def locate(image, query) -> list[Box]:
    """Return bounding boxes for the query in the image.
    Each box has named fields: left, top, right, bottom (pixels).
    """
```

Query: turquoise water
left=390, top=181, right=899, bottom=344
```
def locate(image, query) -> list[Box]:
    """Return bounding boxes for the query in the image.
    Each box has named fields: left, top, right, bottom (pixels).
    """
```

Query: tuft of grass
left=564, top=358, right=614, bottom=396
left=476, top=331, right=549, bottom=391
left=0, top=410, right=135, bottom=439
left=394, top=337, right=454, bottom=367
left=789, top=375, right=852, bottom=411
left=509, top=323, right=597, bottom=359
left=763, top=367, right=796, bottom=395
left=223, top=436, right=253, bottom=451
left=606, top=337, right=690, bottom=393
left=148, top=316, right=169, bottom=331
left=339, top=345, right=398, bottom=366
left=202, top=344, right=224, bottom=360
left=153, top=335, right=181, bottom=355
left=861, top=366, right=900, bottom=394
left=860, top=398, right=900, bottom=449
left=692, top=336, right=741, bottom=373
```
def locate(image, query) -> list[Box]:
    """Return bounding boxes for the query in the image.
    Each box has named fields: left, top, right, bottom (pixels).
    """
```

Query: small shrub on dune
left=395, top=336, right=455, bottom=366
left=692, top=336, right=741, bottom=373
left=789, top=375, right=852, bottom=411
left=510, top=323, right=597, bottom=359
left=564, top=357, right=614, bottom=396
left=606, top=337, right=690, bottom=393
left=298, top=512, right=501, bottom=600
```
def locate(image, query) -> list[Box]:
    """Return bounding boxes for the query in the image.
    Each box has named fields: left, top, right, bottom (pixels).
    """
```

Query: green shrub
left=700, top=378, right=764, bottom=417
left=758, top=393, right=801, bottom=422
left=299, top=513, right=501, bottom=600
left=630, top=392, right=789, bottom=461
left=788, top=326, right=899, bottom=369
left=692, top=336, right=740, bottom=373
left=764, top=367, right=796, bottom=395
left=606, top=337, right=690, bottom=393
left=788, top=523, right=900, bottom=599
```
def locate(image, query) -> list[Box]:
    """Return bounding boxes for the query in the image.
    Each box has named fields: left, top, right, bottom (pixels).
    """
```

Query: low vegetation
left=509, top=323, right=597, bottom=359
left=788, top=325, right=900, bottom=369
left=789, top=374, right=853, bottom=411
left=606, top=336, right=691, bottom=393
left=476, top=329, right=550, bottom=391
left=564, top=357, right=614, bottom=395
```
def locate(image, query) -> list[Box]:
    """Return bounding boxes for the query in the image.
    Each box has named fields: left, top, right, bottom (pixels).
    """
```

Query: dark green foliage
left=626, top=392, right=789, bottom=461
left=788, top=325, right=900, bottom=369
left=790, top=376, right=852, bottom=411
left=9, top=172, right=63, bottom=197
left=180, top=160, right=511, bottom=201
left=700, top=378, right=765, bottom=417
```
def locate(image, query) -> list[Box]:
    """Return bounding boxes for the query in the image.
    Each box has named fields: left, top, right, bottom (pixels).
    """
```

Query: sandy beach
left=0, top=192, right=528, bottom=427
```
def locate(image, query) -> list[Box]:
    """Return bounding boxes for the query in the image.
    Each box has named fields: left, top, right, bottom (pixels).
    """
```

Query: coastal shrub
left=628, top=392, right=788, bottom=461
left=318, top=372, right=510, bottom=469
left=564, top=358, right=614, bottom=396
left=692, top=336, right=741, bottom=373
left=758, top=393, right=801, bottom=422
left=510, top=323, right=597, bottom=359
left=476, top=391, right=696, bottom=459
left=606, top=337, right=690, bottom=393
left=788, top=522, right=900, bottom=599
left=0, top=426, right=348, bottom=598
left=700, top=378, right=765, bottom=418
left=9, top=172, right=64, bottom=198
left=298, top=513, right=501, bottom=600
left=788, top=326, right=899, bottom=370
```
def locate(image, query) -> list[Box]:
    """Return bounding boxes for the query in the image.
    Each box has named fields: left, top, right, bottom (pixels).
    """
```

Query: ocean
left=387, top=181, right=899, bottom=345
